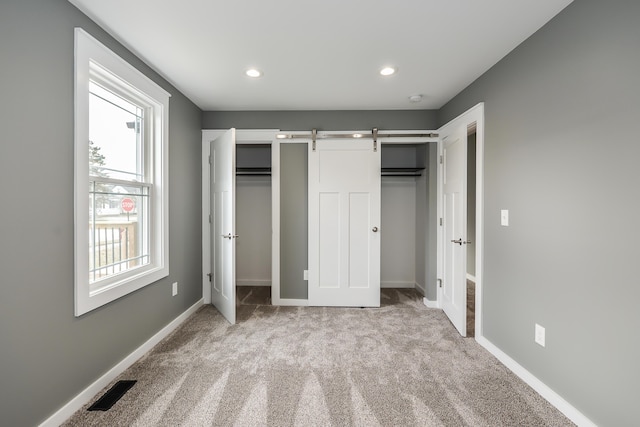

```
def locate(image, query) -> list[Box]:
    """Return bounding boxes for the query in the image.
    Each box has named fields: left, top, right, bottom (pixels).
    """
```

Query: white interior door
left=441, top=125, right=467, bottom=336
left=308, top=139, right=381, bottom=307
left=210, top=129, right=236, bottom=324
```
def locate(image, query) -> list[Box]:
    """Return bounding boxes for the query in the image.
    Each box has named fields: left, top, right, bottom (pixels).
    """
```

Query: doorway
left=437, top=103, right=484, bottom=339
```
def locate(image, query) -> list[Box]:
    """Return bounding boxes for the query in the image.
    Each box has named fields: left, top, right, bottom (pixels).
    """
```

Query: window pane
left=89, top=82, right=144, bottom=182
left=89, top=182, right=150, bottom=286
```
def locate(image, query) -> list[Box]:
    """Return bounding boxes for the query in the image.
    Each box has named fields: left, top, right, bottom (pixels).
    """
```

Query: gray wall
left=280, top=144, right=308, bottom=299
left=439, top=0, right=640, bottom=425
left=203, top=110, right=437, bottom=131
left=0, top=1, right=203, bottom=426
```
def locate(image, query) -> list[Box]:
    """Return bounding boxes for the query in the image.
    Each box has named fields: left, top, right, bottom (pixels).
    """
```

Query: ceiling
left=69, top=0, right=573, bottom=111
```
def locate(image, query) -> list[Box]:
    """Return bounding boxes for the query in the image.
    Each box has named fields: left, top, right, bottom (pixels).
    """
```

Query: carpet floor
left=63, top=288, right=573, bottom=426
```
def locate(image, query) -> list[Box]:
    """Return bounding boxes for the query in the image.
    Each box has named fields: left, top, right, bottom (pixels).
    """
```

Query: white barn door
left=308, top=139, right=381, bottom=307
left=210, top=129, right=236, bottom=324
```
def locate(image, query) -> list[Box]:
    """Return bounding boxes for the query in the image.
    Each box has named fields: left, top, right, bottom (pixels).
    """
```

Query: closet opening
left=236, top=144, right=273, bottom=314
left=380, top=143, right=436, bottom=302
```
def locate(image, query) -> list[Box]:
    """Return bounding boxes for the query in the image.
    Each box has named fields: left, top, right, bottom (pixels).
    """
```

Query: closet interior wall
left=235, top=144, right=272, bottom=287
left=380, top=143, right=431, bottom=295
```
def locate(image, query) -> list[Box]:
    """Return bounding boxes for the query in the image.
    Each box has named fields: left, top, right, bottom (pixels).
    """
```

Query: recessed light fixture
left=380, top=66, right=396, bottom=76
left=245, top=68, right=262, bottom=78
left=409, top=94, right=423, bottom=103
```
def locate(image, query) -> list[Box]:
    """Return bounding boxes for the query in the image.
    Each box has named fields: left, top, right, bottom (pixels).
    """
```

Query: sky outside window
left=89, top=81, right=143, bottom=182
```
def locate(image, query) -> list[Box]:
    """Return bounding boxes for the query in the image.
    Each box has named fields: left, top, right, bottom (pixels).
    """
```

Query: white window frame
left=74, top=28, right=170, bottom=316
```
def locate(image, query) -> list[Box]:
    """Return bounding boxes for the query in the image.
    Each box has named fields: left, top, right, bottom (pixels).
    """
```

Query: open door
left=308, top=139, right=381, bottom=307
left=210, top=129, right=236, bottom=324
left=441, top=124, right=467, bottom=336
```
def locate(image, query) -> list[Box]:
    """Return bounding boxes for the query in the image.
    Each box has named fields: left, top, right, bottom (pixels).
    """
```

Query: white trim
left=423, top=297, right=439, bottom=308
left=39, top=299, right=204, bottom=427
left=466, top=273, right=476, bottom=283
left=381, top=281, right=416, bottom=288
left=476, top=336, right=596, bottom=427
left=414, top=281, right=426, bottom=296
left=237, top=280, right=271, bottom=287
left=274, top=298, right=309, bottom=306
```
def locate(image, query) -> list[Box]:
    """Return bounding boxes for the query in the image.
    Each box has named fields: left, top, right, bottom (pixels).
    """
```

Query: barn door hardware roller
left=312, top=128, right=317, bottom=152
left=372, top=127, right=378, bottom=152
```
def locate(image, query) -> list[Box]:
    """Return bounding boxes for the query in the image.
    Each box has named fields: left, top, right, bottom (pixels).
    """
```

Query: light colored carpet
left=63, top=289, right=573, bottom=426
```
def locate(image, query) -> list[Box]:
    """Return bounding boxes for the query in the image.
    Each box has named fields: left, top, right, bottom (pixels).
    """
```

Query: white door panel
left=210, top=129, right=236, bottom=324
left=441, top=125, right=467, bottom=336
left=309, top=140, right=380, bottom=307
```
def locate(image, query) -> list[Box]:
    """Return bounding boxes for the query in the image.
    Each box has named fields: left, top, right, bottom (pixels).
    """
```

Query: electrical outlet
left=535, top=324, right=545, bottom=347
left=303, top=270, right=309, bottom=281
left=172, top=282, right=178, bottom=296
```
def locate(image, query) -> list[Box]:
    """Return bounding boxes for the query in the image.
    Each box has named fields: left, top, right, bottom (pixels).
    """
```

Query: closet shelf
left=381, top=167, right=424, bottom=177
left=236, top=167, right=272, bottom=176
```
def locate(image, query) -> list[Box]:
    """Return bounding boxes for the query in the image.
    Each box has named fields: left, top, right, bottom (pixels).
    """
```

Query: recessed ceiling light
left=245, top=69, right=262, bottom=78
left=409, top=94, right=423, bottom=103
left=380, top=66, right=396, bottom=76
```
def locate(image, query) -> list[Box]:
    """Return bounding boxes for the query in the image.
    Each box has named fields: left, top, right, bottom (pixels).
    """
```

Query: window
left=74, top=28, right=170, bottom=316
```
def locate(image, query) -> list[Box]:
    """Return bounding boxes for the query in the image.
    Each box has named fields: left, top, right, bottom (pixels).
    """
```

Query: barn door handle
left=451, top=238, right=463, bottom=245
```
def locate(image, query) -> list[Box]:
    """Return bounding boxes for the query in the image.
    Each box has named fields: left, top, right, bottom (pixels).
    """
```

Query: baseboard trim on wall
left=476, top=336, right=596, bottom=427
left=381, top=281, right=415, bottom=288
left=466, top=273, right=476, bottom=283
left=272, top=298, right=309, bottom=306
left=39, top=299, right=204, bottom=427
left=236, top=280, right=271, bottom=287
left=423, top=297, right=439, bottom=308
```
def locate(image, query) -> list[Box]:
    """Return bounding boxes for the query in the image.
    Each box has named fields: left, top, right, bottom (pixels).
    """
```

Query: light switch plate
left=535, top=323, right=545, bottom=347
left=501, top=209, right=509, bottom=226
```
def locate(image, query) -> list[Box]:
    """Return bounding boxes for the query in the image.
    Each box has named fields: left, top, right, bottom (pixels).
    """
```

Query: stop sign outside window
left=121, top=198, right=135, bottom=212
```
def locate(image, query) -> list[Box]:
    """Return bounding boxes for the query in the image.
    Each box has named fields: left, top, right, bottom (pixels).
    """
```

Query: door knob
left=451, top=238, right=463, bottom=245
left=372, top=227, right=378, bottom=232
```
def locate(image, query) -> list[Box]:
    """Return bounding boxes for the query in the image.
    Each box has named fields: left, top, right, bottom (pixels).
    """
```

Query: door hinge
left=439, top=218, right=443, bottom=226
left=208, top=214, right=212, bottom=224
left=207, top=273, right=212, bottom=282
left=437, top=278, right=443, bottom=288
left=439, top=155, right=443, bottom=164
left=208, top=155, right=211, bottom=165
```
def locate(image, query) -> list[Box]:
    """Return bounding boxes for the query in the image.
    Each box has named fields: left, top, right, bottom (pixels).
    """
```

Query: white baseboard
left=39, top=299, right=204, bottom=427
left=466, top=273, right=476, bottom=283
left=236, top=280, right=271, bottom=287
left=272, top=298, right=309, bottom=306
left=381, top=281, right=415, bottom=288
left=423, top=297, right=439, bottom=308
left=476, top=336, right=596, bottom=427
